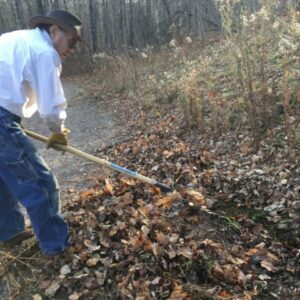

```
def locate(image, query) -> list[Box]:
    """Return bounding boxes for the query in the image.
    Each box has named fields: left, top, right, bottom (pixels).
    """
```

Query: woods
left=0, top=0, right=221, bottom=53
left=0, top=0, right=299, bottom=299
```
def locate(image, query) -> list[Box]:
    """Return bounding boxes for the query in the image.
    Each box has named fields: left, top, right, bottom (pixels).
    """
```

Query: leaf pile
left=22, top=112, right=298, bottom=300
left=1, top=97, right=299, bottom=300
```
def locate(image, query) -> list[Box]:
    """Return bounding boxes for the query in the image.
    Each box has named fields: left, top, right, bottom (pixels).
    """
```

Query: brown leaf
left=86, top=254, right=100, bottom=267
left=45, top=281, right=61, bottom=298
left=128, top=233, right=144, bottom=249
left=212, top=264, right=224, bottom=280
left=260, top=259, right=276, bottom=272
left=151, top=276, right=161, bottom=285
left=144, top=239, right=158, bottom=256
left=176, top=247, right=193, bottom=259
left=169, top=233, right=179, bottom=243
left=167, top=246, right=177, bottom=259
left=237, top=270, right=247, bottom=288
left=200, top=150, right=213, bottom=165
left=251, top=223, right=264, bottom=235
left=80, top=190, right=95, bottom=200
left=168, top=282, right=189, bottom=300
left=218, top=290, right=231, bottom=298
left=155, top=192, right=181, bottom=208
left=108, top=225, right=119, bottom=237
left=139, top=204, right=154, bottom=217
left=179, top=189, right=205, bottom=206
left=119, top=192, right=133, bottom=206
left=132, top=140, right=143, bottom=155
left=120, top=178, right=136, bottom=186
left=69, top=292, right=80, bottom=300
left=103, top=178, right=114, bottom=195
left=222, top=264, right=238, bottom=284
left=83, top=239, right=100, bottom=251
left=155, top=196, right=174, bottom=208
left=39, top=280, right=52, bottom=290
left=155, top=231, right=168, bottom=245
left=242, top=292, right=252, bottom=300
left=163, top=150, right=174, bottom=158
left=149, top=186, right=162, bottom=195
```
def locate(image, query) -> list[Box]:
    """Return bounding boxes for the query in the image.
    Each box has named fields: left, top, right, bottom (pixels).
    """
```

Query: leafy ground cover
left=1, top=3, right=299, bottom=297
left=0, top=97, right=299, bottom=299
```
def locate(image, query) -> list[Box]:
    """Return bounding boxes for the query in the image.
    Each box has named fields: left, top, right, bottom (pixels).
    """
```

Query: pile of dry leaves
left=0, top=109, right=299, bottom=300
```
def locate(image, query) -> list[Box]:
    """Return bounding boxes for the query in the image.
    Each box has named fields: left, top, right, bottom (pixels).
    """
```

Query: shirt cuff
left=44, top=112, right=66, bottom=133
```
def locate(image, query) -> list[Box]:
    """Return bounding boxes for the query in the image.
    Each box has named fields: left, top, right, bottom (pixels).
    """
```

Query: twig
left=0, top=250, right=32, bottom=268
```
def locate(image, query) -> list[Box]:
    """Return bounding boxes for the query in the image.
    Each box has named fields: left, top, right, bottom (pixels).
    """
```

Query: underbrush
left=92, top=0, right=299, bottom=151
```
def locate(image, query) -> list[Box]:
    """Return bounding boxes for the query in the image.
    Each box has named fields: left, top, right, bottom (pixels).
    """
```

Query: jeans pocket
left=7, top=158, right=36, bottom=183
left=0, top=140, right=36, bottom=183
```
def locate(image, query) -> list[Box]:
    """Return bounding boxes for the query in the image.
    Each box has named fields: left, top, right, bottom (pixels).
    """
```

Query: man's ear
left=49, top=24, right=59, bottom=37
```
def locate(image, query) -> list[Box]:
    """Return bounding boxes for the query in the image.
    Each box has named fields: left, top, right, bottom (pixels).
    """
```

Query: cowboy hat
left=29, top=9, right=89, bottom=47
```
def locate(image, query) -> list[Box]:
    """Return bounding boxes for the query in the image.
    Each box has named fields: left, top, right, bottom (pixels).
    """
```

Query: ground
left=1, top=76, right=299, bottom=300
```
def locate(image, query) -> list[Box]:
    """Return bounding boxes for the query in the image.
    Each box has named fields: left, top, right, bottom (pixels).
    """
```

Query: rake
left=24, top=129, right=173, bottom=193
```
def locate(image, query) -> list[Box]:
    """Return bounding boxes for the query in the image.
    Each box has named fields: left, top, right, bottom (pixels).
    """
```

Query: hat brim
left=29, top=15, right=89, bottom=48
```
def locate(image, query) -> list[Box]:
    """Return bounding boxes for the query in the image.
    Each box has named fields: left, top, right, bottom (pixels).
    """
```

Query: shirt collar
left=37, top=28, right=61, bottom=64
left=38, top=28, right=53, bottom=47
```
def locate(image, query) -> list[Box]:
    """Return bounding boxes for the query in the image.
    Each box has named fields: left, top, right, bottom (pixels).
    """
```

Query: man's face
left=50, top=25, right=78, bottom=60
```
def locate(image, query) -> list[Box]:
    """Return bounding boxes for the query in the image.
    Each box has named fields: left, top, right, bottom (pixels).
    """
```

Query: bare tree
left=0, top=0, right=222, bottom=53
left=36, top=0, right=46, bottom=14
left=89, top=0, right=99, bottom=52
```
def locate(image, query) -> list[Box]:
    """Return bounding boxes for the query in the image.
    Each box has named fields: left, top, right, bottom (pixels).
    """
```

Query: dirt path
left=23, top=78, right=123, bottom=202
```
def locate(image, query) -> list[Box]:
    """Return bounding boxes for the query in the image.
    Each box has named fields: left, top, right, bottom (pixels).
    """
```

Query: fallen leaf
left=156, top=231, right=168, bottom=245
left=86, top=254, right=101, bottom=267
left=151, top=276, right=161, bottom=285
left=218, top=290, right=231, bottom=298
left=60, top=264, right=71, bottom=276
left=83, top=239, right=100, bottom=251
left=180, top=189, right=205, bottom=206
left=155, top=192, right=181, bottom=208
left=168, top=282, right=189, bottom=300
left=69, top=292, right=80, bottom=300
left=163, top=150, right=174, bottom=158
left=251, top=223, right=264, bottom=235
left=120, top=178, right=136, bottom=186
left=260, top=259, right=276, bottom=272
left=45, top=281, right=60, bottom=298
left=103, top=178, right=114, bottom=195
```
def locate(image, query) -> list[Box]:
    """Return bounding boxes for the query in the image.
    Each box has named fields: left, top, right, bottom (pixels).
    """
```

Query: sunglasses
left=59, top=27, right=78, bottom=49
left=67, top=37, right=78, bottom=49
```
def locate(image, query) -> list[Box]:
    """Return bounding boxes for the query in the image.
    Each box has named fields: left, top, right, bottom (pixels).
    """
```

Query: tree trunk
left=128, top=0, right=135, bottom=47
left=36, top=0, right=45, bottom=14
left=24, top=0, right=34, bottom=17
left=52, top=0, right=60, bottom=9
left=89, top=0, right=98, bottom=52
left=14, top=0, right=25, bottom=28
left=146, top=0, right=153, bottom=44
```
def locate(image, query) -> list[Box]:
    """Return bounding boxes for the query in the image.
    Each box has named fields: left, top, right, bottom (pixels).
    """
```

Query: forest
left=1, top=0, right=222, bottom=52
left=0, top=0, right=299, bottom=299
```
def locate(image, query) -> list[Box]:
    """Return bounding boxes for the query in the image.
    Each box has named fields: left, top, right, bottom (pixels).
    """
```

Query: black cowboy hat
left=29, top=9, right=89, bottom=47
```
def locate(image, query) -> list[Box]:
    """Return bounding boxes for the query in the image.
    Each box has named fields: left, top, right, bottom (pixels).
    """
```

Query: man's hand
left=47, top=128, right=70, bottom=150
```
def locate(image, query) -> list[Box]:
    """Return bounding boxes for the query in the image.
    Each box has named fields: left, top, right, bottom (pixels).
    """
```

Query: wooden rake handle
left=24, top=129, right=173, bottom=193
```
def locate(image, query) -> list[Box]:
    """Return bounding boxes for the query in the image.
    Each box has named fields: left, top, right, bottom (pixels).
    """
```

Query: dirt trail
left=23, top=79, right=121, bottom=201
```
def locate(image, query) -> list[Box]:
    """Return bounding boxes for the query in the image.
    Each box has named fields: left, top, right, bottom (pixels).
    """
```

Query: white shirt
left=0, top=28, right=66, bottom=133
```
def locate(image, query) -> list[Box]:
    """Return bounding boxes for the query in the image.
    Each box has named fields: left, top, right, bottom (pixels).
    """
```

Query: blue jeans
left=0, top=107, right=68, bottom=255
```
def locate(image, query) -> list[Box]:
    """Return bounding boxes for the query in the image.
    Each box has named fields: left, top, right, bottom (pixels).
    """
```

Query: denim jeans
left=0, top=107, right=68, bottom=255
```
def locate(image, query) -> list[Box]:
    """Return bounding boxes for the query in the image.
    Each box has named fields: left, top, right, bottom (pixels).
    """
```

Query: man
left=0, top=10, right=86, bottom=256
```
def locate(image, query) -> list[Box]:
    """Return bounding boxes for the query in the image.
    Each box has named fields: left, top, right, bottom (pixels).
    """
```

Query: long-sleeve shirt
left=0, top=28, right=66, bottom=133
